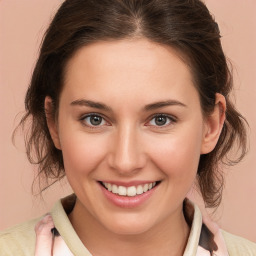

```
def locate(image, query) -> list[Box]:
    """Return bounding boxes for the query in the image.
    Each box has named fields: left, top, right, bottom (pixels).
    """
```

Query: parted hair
left=19, top=0, right=248, bottom=208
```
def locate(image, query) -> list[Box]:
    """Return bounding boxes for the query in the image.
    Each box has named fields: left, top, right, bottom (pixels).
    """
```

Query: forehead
left=62, top=38, right=199, bottom=108
left=65, top=38, right=192, bottom=81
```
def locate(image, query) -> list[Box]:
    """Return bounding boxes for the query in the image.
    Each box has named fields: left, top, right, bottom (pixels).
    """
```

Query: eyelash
left=146, top=114, right=177, bottom=128
left=80, top=113, right=177, bottom=129
left=80, top=113, right=109, bottom=129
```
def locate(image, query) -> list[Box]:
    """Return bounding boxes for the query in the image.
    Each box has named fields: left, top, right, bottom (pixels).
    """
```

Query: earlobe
left=44, top=96, right=62, bottom=150
left=201, top=93, right=226, bottom=154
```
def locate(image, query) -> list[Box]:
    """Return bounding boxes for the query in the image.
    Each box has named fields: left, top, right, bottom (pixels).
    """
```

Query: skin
left=45, top=38, right=226, bottom=256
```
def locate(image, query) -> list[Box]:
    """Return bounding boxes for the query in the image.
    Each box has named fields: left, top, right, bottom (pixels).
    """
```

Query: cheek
left=145, top=128, right=203, bottom=180
left=59, top=129, right=108, bottom=176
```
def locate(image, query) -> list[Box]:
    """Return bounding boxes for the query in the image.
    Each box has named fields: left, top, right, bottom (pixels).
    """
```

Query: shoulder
left=0, top=217, right=39, bottom=256
left=221, top=230, right=256, bottom=256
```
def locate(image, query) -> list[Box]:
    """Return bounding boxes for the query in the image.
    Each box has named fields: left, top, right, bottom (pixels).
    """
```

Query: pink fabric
left=34, top=214, right=73, bottom=256
left=197, top=216, right=229, bottom=256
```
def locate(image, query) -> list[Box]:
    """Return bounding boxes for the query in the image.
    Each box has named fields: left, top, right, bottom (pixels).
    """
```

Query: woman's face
left=49, top=39, right=216, bottom=235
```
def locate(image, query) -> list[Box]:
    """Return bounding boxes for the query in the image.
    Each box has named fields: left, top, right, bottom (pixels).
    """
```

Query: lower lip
left=99, top=183, right=158, bottom=208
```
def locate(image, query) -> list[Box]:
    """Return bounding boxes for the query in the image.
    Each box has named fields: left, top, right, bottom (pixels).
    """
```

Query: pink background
left=0, top=0, right=255, bottom=242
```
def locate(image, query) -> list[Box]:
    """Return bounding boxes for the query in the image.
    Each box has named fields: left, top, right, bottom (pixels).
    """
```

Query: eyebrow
left=70, top=99, right=187, bottom=112
left=70, top=99, right=112, bottom=112
left=144, top=100, right=187, bottom=111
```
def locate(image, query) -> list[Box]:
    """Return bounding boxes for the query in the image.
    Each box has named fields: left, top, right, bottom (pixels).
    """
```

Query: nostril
left=108, top=154, right=147, bottom=175
left=107, top=132, right=147, bottom=173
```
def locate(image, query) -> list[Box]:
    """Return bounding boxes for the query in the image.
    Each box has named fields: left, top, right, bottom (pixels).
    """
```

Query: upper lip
left=99, top=180, right=160, bottom=187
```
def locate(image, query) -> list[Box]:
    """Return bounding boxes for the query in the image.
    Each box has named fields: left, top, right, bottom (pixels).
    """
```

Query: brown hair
left=19, top=0, right=247, bottom=208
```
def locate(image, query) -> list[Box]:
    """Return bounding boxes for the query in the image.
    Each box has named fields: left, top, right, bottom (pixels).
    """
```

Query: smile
left=100, top=181, right=159, bottom=197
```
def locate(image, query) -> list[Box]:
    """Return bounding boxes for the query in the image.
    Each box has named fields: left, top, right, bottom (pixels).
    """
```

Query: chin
left=102, top=214, right=155, bottom=236
left=110, top=224, right=151, bottom=236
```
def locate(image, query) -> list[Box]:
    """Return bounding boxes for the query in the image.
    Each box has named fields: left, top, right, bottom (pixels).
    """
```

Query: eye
left=81, top=114, right=108, bottom=127
left=147, top=114, right=175, bottom=127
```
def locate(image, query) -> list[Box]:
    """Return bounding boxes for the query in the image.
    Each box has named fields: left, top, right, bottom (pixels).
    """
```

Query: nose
left=107, top=124, right=146, bottom=175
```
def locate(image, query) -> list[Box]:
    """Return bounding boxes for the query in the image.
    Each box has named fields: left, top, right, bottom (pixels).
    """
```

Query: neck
left=69, top=200, right=190, bottom=256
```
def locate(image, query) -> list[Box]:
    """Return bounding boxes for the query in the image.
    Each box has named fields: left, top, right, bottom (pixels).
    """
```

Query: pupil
left=156, top=116, right=166, bottom=126
left=90, top=115, right=102, bottom=125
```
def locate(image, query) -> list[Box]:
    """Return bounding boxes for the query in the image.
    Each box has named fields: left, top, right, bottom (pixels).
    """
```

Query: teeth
left=112, top=185, right=118, bottom=194
left=143, top=183, right=149, bottom=192
left=107, top=183, right=112, bottom=191
left=118, top=186, right=127, bottom=196
left=127, top=186, right=136, bottom=196
left=102, top=182, right=158, bottom=197
left=136, top=185, right=143, bottom=195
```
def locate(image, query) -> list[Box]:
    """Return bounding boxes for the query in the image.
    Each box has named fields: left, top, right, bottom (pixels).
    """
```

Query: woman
left=0, top=0, right=255, bottom=255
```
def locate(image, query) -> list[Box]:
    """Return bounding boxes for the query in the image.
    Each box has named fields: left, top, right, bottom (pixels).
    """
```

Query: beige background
left=0, top=0, right=255, bottom=242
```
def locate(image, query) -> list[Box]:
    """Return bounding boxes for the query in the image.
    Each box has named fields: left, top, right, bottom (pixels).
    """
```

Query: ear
left=201, top=93, right=226, bottom=154
left=44, top=96, right=62, bottom=150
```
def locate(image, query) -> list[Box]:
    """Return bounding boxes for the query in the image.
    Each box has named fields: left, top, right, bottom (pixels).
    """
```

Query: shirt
left=0, top=194, right=255, bottom=255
